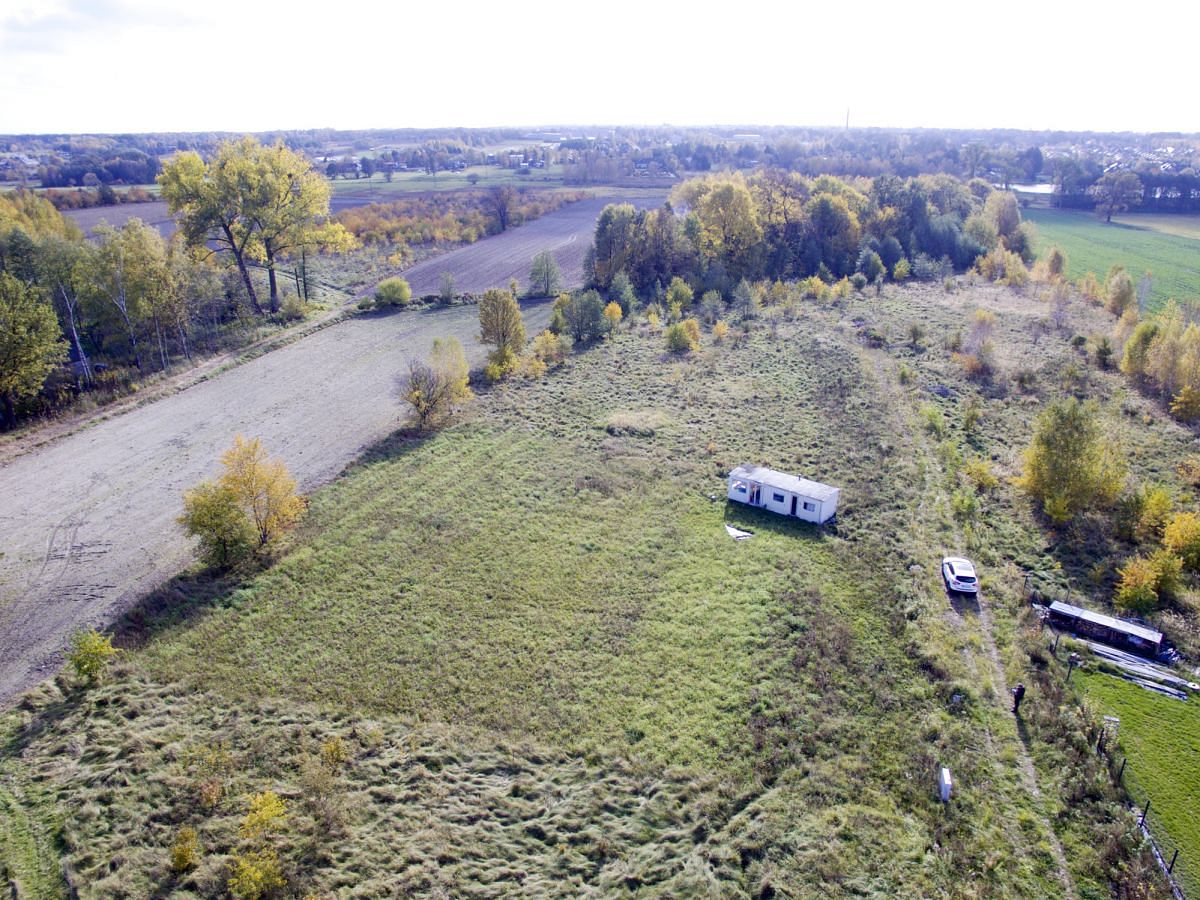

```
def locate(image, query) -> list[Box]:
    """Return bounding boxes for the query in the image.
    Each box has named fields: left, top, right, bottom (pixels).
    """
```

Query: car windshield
left=957, top=574, right=976, bottom=582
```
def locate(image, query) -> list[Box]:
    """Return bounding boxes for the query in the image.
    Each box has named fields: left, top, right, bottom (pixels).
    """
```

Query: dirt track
left=406, top=196, right=648, bottom=296
left=0, top=300, right=554, bottom=703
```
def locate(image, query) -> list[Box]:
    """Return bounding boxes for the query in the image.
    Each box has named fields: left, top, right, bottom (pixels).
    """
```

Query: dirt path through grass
left=869, top=347, right=1078, bottom=897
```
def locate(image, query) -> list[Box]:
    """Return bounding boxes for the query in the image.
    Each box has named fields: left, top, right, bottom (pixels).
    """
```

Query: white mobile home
left=727, top=465, right=839, bottom=524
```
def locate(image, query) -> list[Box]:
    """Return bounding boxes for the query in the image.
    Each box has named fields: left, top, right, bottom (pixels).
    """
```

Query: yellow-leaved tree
left=1016, top=398, right=1125, bottom=523
left=180, top=436, right=305, bottom=568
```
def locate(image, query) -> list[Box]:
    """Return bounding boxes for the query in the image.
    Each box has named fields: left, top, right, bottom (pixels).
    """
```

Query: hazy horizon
left=2, top=0, right=1198, bottom=135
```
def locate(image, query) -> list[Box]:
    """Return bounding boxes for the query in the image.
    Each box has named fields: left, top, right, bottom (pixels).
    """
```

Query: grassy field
left=1112, top=213, right=1200, bottom=242
left=1078, top=670, right=1200, bottom=898
left=1025, top=208, right=1200, bottom=312
left=1, top=279, right=1183, bottom=896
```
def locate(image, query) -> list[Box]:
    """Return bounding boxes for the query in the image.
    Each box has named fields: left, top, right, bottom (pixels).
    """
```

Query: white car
left=942, top=557, right=979, bottom=594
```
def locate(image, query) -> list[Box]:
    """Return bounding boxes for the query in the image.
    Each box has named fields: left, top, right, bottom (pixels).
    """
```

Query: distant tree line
left=585, top=171, right=1027, bottom=301
left=39, top=149, right=161, bottom=187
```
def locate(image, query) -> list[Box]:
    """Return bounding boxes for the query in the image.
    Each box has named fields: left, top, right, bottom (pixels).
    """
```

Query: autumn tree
left=161, top=137, right=352, bottom=314
left=402, top=337, right=471, bottom=430
left=478, top=287, right=526, bottom=373
left=486, top=186, right=518, bottom=232
left=1017, top=398, right=1125, bottom=522
left=0, top=272, right=65, bottom=428
left=1091, top=171, right=1142, bottom=223
left=180, top=436, right=305, bottom=566
left=528, top=250, right=562, bottom=297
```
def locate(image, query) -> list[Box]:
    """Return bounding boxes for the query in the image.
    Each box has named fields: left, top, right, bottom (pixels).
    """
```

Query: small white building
left=727, top=465, right=840, bottom=524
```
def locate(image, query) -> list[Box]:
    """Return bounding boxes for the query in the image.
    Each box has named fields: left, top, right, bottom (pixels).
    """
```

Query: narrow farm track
left=867, top=348, right=1078, bottom=897
left=0, top=299, right=552, bottom=707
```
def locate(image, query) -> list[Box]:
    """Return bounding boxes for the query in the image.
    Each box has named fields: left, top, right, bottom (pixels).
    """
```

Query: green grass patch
left=1079, top=670, right=1200, bottom=897
left=5, top=286, right=1168, bottom=896
left=1026, top=208, right=1200, bottom=311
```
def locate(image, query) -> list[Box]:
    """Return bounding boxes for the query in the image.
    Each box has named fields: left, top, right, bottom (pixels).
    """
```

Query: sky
left=1, top=0, right=1198, bottom=135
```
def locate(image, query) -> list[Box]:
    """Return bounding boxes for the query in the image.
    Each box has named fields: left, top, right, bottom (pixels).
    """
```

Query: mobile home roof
left=729, top=465, right=839, bottom=502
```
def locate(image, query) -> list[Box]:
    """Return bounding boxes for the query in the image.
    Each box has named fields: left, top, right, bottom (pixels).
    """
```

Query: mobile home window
left=732, top=481, right=747, bottom=494
left=802, top=501, right=816, bottom=512
left=772, top=492, right=785, bottom=503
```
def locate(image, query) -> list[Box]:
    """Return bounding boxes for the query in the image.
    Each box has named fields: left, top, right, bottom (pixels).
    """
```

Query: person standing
left=1011, top=682, right=1026, bottom=714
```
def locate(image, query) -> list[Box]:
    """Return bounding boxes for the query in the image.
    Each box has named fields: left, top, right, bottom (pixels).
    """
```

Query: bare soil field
left=393, top=194, right=665, bottom=296
left=0, top=299, right=553, bottom=706
left=62, top=200, right=176, bottom=238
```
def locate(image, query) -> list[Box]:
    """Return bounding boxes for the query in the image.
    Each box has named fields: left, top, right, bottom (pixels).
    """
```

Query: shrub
left=320, top=736, right=349, bottom=772
left=850, top=272, right=868, bottom=292
left=603, top=301, right=623, bottom=331
left=1135, top=484, right=1174, bottom=543
left=374, top=277, right=412, bottom=308
left=560, top=290, right=610, bottom=343
left=645, top=306, right=661, bottom=328
left=964, top=458, right=999, bottom=493
left=178, top=482, right=256, bottom=568
left=516, top=355, right=548, bottom=379
left=1077, top=271, right=1103, bottom=304
left=67, top=629, right=118, bottom=685
left=1115, top=556, right=1160, bottom=614
left=1017, top=398, right=1125, bottom=523
left=181, top=436, right=306, bottom=555
left=911, top=253, right=943, bottom=281
left=240, top=791, right=287, bottom=841
left=664, top=319, right=701, bottom=352
left=977, top=248, right=1029, bottom=287
left=438, top=271, right=455, bottom=305
left=892, top=257, right=911, bottom=281
left=169, top=826, right=200, bottom=874
left=402, top=338, right=472, bottom=430
left=951, top=488, right=978, bottom=522
left=278, top=293, right=305, bottom=322
left=712, top=320, right=730, bottom=343
left=531, top=329, right=569, bottom=365
left=665, top=276, right=694, bottom=310
left=1105, top=268, right=1136, bottom=316
left=919, top=403, right=945, bottom=438
left=699, top=290, right=723, bottom=324
left=228, top=848, right=285, bottom=900
left=831, top=278, right=853, bottom=300
left=1163, top=511, right=1200, bottom=570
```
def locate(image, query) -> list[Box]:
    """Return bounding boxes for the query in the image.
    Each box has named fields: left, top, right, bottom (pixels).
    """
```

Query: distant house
left=727, top=465, right=839, bottom=524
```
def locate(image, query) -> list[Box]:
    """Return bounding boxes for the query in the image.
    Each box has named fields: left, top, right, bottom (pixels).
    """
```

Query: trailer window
left=802, top=501, right=816, bottom=512
left=732, top=480, right=747, bottom=494
left=772, top=492, right=785, bottom=503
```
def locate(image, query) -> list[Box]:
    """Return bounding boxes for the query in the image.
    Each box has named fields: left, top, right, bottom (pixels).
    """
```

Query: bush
left=603, top=301, right=623, bottom=331
left=169, top=826, right=200, bottom=873
left=964, top=458, right=999, bottom=493
left=1115, top=556, right=1160, bottom=614
left=1115, top=551, right=1181, bottom=614
left=559, top=290, right=610, bottom=343
left=1105, top=268, right=1136, bottom=316
left=240, top=791, right=287, bottom=841
left=919, top=403, right=945, bottom=437
left=712, top=320, right=730, bottom=343
left=1017, top=398, right=1125, bottom=523
left=67, top=628, right=118, bottom=685
left=665, top=276, right=693, bottom=309
left=850, top=272, right=868, bottom=292
left=278, top=293, right=305, bottom=322
left=374, top=277, right=412, bottom=308
left=1163, top=511, right=1200, bottom=570
left=179, top=481, right=256, bottom=568
left=531, top=329, right=569, bottom=366
left=892, top=257, right=911, bottom=281
left=402, top=338, right=472, bottom=430
left=228, top=848, right=285, bottom=900
left=664, top=319, right=701, bottom=352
